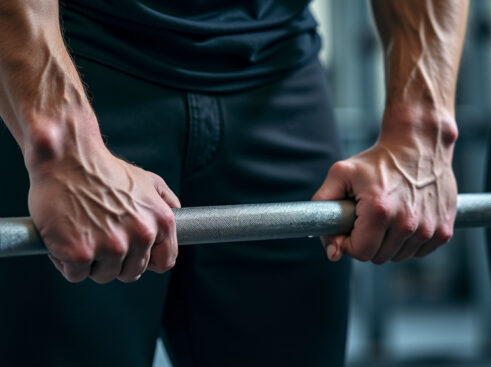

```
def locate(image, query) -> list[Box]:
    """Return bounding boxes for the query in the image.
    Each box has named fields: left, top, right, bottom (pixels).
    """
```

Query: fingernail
left=327, top=244, right=341, bottom=262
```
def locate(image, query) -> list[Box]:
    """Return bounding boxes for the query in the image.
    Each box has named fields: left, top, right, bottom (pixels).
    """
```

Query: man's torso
left=60, top=0, right=321, bottom=92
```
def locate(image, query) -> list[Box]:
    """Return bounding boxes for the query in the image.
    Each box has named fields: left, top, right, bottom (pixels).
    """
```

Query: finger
left=341, top=198, right=392, bottom=262
left=391, top=222, right=435, bottom=262
left=414, top=224, right=453, bottom=258
left=321, top=234, right=348, bottom=262
left=89, top=234, right=128, bottom=284
left=52, top=247, right=93, bottom=283
left=371, top=228, right=404, bottom=265
left=49, top=254, right=65, bottom=273
left=149, top=173, right=181, bottom=209
left=413, top=241, right=439, bottom=259
left=117, top=220, right=156, bottom=282
left=148, top=209, right=178, bottom=273
left=313, top=161, right=353, bottom=262
left=117, top=249, right=151, bottom=282
left=372, top=214, right=417, bottom=264
left=392, top=238, right=425, bottom=262
left=312, top=161, right=353, bottom=201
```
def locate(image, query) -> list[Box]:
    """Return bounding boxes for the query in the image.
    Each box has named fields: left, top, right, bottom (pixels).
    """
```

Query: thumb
left=148, top=172, right=181, bottom=209
left=312, top=161, right=353, bottom=261
left=312, top=161, right=352, bottom=202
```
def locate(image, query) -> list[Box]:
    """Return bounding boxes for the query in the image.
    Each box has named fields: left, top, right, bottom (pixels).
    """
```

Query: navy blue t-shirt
left=60, top=1, right=321, bottom=92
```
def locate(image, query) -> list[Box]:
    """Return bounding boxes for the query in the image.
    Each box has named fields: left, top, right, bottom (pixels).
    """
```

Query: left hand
left=313, top=107, right=458, bottom=264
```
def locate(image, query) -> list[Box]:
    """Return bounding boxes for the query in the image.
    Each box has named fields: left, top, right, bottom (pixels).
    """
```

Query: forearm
left=370, top=0, right=468, bottom=180
left=0, top=0, right=102, bottom=169
left=371, top=0, right=468, bottom=114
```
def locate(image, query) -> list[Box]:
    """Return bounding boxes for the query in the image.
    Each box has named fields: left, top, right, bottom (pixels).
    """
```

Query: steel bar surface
left=0, top=193, right=490, bottom=258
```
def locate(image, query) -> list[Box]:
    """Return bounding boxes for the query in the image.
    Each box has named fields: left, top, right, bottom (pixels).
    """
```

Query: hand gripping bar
left=0, top=193, right=490, bottom=258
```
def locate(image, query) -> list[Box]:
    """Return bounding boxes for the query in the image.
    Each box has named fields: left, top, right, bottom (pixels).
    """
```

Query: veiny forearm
left=370, top=0, right=468, bottom=184
left=0, top=0, right=102, bottom=168
left=371, top=0, right=468, bottom=113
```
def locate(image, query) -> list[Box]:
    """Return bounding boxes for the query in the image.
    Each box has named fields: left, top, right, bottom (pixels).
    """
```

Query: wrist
left=379, top=104, right=458, bottom=149
left=24, top=110, right=105, bottom=175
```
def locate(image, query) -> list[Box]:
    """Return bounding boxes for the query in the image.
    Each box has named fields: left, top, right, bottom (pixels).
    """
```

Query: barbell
left=0, top=193, right=490, bottom=258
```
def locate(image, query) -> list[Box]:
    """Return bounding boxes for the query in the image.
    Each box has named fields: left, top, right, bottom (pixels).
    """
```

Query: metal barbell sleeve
left=0, top=193, right=490, bottom=258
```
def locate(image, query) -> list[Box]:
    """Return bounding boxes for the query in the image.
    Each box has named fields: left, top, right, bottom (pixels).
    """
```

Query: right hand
left=27, top=141, right=180, bottom=284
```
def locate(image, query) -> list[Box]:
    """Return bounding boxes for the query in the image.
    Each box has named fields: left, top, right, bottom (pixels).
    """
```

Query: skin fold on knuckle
left=371, top=198, right=392, bottom=223
left=435, top=224, right=453, bottom=244
left=398, top=212, right=418, bottom=237
left=104, top=235, right=128, bottom=259
left=159, top=209, right=176, bottom=232
left=134, top=220, right=157, bottom=248
left=417, top=224, right=435, bottom=243
left=67, top=246, right=94, bottom=266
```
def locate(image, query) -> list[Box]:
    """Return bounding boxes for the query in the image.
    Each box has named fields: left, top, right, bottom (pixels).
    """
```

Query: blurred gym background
left=155, top=1, right=491, bottom=366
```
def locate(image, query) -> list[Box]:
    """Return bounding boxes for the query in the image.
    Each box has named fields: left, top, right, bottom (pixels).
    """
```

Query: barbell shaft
left=0, top=193, right=490, bottom=258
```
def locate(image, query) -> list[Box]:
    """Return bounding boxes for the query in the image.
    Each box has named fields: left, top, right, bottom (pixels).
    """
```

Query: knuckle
left=417, top=225, right=434, bottom=242
left=371, top=199, right=391, bottom=221
left=135, top=222, right=157, bottom=247
left=436, top=225, right=453, bottom=243
left=106, top=237, right=127, bottom=258
left=69, top=248, right=94, bottom=265
left=330, top=161, right=351, bottom=176
left=160, top=211, right=176, bottom=230
left=399, top=215, right=418, bottom=236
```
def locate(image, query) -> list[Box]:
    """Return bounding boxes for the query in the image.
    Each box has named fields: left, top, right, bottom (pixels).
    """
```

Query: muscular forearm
left=371, top=0, right=468, bottom=184
left=0, top=0, right=102, bottom=169
left=371, top=0, right=468, bottom=113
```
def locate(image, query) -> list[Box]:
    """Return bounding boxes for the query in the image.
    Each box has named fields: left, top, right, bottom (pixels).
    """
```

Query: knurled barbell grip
left=0, top=193, right=490, bottom=258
